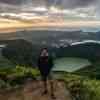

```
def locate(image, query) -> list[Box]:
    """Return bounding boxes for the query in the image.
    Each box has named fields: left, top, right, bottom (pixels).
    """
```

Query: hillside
left=75, top=62, right=100, bottom=79
left=15, top=30, right=98, bottom=44
left=1, top=39, right=100, bottom=66
left=57, top=40, right=100, bottom=61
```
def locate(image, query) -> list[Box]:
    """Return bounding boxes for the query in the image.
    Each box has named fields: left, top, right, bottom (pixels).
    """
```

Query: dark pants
left=41, top=71, right=55, bottom=96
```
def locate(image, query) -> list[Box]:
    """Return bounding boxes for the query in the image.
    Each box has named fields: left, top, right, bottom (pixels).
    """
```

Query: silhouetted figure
left=37, top=48, right=55, bottom=99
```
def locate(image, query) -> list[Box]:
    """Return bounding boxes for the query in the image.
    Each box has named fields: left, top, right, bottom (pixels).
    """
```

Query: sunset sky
left=0, top=0, right=100, bottom=32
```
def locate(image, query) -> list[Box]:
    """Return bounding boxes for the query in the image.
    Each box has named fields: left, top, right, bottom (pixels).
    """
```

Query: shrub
left=0, top=66, right=40, bottom=88
left=60, top=73, right=100, bottom=100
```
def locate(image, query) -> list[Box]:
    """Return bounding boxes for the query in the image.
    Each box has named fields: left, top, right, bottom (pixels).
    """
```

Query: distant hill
left=57, top=40, right=100, bottom=62
left=0, top=32, right=16, bottom=40
left=1, top=39, right=100, bottom=62
left=0, top=30, right=100, bottom=45
left=15, top=30, right=97, bottom=44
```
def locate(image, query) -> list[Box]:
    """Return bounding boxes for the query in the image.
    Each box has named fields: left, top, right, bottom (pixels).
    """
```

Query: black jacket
left=38, top=55, right=54, bottom=77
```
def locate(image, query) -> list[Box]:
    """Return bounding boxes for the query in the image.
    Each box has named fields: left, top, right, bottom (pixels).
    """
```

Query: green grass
left=0, top=66, right=40, bottom=89
left=0, top=55, right=100, bottom=100
left=0, top=65, right=99, bottom=100
left=0, top=57, right=15, bottom=69
left=58, top=73, right=100, bottom=100
left=75, top=62, right=100, bottom=79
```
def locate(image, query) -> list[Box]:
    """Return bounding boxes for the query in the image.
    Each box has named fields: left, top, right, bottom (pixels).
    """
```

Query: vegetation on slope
left=75, top=62, right=100, bottom=79
left=0, top=39, right=100, bottom=100
left=59, top=73, right=100, bottom=100
left=0, top=66, right=40, bottom=89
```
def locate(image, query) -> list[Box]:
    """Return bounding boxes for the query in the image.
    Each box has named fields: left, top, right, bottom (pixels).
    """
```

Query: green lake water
left=52, top=57, right=91, bottom=72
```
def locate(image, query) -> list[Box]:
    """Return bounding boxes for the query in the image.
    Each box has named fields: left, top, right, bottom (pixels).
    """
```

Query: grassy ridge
left=0, top=66, right=99, bottom=100
left=0, top=66, right=40, bottom=89
left=59, top=73, right=100, bottom=100
left=75, top=62, right=100, bottom=79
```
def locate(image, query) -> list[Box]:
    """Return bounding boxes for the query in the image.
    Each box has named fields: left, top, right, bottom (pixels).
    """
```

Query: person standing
left=37, top=48, right=55, bottom=99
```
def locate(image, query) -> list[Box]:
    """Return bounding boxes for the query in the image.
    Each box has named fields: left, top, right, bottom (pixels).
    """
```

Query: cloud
left=0, top=0, right=98, bottom=10
left=47, top=0, right=97, bottom=9
left=0, top=0, right=22, bottom=5
left=48, top=6, right=97, bottom=21
left=0, top=0, right=46, bottom=6
left=0, top=0, right=100, bottom=8
left=47, top=0, right=100, bottom=21
left=0, top=0, right=97, bottom=8
left=0, top=0, right=99, bottom=21
left=95, top=0, right=100, bottom=16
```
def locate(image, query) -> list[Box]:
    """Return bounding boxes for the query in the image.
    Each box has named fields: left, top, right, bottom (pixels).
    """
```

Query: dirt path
left=0, top=80, right=72, bottom=100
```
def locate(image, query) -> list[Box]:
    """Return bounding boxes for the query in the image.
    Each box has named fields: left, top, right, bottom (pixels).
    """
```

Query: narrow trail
left=0, top=80, right=72, bottom=100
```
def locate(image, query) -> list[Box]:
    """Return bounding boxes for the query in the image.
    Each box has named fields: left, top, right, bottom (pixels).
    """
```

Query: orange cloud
left=0, top=17, right=100, bottom=33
